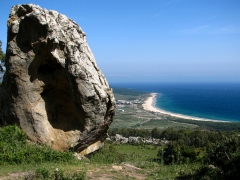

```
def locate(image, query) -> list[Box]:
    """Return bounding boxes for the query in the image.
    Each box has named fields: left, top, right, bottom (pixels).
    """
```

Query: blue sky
left=0, top=0, right=240, bottom=83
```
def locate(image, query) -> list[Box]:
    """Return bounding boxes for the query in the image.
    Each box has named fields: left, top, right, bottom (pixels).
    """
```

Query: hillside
left=0, top=88, right=240, bottom=179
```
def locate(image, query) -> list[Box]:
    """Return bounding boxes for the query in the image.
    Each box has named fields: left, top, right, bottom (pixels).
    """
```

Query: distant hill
left=112, top=87, right=146, bottom=96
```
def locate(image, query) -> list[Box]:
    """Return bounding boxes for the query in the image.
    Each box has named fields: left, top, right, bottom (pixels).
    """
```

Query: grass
left=146, top=163, right=202, bottom=180
left=86, top=142, right=204, bottom=179
left=0, top=163, right=86, bottom=180
left=0, top=125, right=86, bottom=179
left=139, top=119, right=198, bottom=129
left=0, top=125, right=217, bottom=179
left=0, top=126, right=77, bottom=165
left=114, top=143, right=158, bottom=164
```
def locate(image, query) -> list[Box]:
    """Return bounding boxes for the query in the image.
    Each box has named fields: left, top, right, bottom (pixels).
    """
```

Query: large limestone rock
left=0, top=4, right=115, bottom=153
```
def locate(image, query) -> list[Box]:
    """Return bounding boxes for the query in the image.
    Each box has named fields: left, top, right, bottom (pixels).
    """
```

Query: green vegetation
left=87, top=143, right=127, bottom=164
left=170, top=118, right=240, bottom=132
left=112, top=87, right=147, bottom=97
left=0, top=126, right=77, bottom=165
left=112, top=104, right=198, bottom=129
left=25, top=167, right=86, bottom=180
left=110, top=127, right=240, bottom=179
left=0, top=125, right=240, bottom=179
left=0, top=40, right=5, bottom=72
left=0, top=125, right=86, bottom=179
left=1, top=88, right=240, bottom=179
left=112, top=87, right=148, bottom=101
left=110, top=88, right=240, bottom=179
left=109, top=127, right=151, bottom=137
left=205, top=132, right=240, bottom=179
left=0, top=40, right=5, bottom=63
left=112, top=102, right=240, bottom=131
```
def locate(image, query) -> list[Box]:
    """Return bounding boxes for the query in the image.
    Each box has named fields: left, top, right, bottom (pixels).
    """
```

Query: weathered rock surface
left=0, top=4, right=115, bottom=153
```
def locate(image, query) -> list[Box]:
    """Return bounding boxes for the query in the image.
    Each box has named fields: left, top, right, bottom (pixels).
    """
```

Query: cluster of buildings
left=116, top=99, right=143, bottom=105
left=107, top=134, right=169, bottom=145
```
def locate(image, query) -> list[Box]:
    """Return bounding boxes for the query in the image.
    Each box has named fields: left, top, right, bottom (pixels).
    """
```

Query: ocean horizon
left=111, top=82, right=240, bottom=122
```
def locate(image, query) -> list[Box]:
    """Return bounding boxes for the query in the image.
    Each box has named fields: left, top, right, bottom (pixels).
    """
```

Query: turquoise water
left=111, top=82, right=240, bottom=122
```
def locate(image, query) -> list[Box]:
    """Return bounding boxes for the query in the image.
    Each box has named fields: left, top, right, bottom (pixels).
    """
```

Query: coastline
left=142, top=93, right=223, bottom=122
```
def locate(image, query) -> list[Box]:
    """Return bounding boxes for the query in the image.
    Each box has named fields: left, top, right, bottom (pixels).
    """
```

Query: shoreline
left=142, top=93, right=224, bottom=122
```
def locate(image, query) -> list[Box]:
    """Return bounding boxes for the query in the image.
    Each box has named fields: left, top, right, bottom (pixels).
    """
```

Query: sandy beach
left=142, top=93, right=221, bottom=122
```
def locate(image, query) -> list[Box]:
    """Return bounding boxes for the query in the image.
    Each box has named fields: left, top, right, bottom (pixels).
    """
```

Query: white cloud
left=178, top=25, right=240, bottom=35
left=177, top=25, right=210, bottom=34
left=108, top=74, right=129, bottom=77
left=211, top=26, right=240, bottom=34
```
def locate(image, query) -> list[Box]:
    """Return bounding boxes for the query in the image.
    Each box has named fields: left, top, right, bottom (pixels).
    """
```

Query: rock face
left=0, top=4, right=115, bottom=153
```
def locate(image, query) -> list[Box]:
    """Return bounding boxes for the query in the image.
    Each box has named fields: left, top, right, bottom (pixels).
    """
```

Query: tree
left=0, top=40, right=5, bottom=71
left=206, top=133, right=240, bottom=179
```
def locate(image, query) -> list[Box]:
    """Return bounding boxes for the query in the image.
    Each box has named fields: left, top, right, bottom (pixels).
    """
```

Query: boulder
left=0, top=4, right=115, bottom=153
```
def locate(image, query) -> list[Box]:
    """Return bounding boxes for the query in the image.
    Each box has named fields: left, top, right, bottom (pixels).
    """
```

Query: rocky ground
left=0, top=163, right=148, bottom=180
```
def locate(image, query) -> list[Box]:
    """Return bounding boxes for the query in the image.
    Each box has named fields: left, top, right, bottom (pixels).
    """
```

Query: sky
left=0, top=0, right=240, bottom=83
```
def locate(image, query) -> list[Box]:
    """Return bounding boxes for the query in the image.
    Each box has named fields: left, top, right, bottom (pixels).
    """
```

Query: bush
left=0, top=125, right=77, bottom=165
left=205, top=133, right=240, bottom=179
left=157, top=142, right=202, bottom=165
left=25, top=168, right=86, bottom=180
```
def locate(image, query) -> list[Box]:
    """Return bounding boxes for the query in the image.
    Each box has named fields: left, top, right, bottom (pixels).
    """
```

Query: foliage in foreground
left=157, top=130, right=240, bottom=179
left=0, top=125, right=77, bottom=165
left=0, top=40, right=5, bottom=72
left=205, top=133, right=240, bottom=179
left=110, top=127, right=240, bottom=179
left=1, top=125, right=240, bottom=179
left=0, top=40, right=5, bottom=63
left=25, top=167, right=86, bottom=180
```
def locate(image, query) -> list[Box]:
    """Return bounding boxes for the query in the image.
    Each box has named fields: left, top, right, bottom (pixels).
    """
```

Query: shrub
left=25, top=168, right=86, bottom=180
left=205, top=133, right=240, bottom=179
left=0, top=125, right=77, bottom=165
left=157, top=142, right=202, bottom=165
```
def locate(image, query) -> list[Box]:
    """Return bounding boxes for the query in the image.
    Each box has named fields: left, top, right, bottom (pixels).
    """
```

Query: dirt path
left=0, top=164, right=147, bottom=180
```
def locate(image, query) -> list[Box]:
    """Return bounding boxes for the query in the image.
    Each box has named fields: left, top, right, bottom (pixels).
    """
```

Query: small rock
left=123, top=163, right=141, bottom=171
left=112, top=165, right=123, bottom=171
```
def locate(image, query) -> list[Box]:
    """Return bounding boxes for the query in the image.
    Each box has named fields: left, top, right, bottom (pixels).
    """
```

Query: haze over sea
left=111, top=82, right=240, bottom=122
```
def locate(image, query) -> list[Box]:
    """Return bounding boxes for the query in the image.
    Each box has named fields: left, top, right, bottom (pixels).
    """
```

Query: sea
left=110, top=82, right=240, bottom=122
